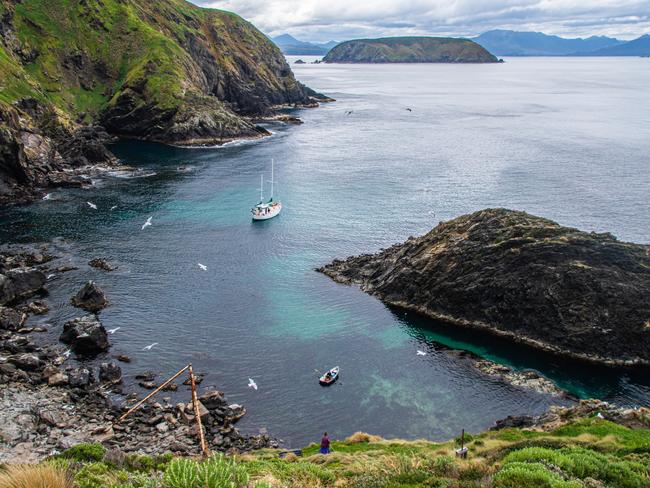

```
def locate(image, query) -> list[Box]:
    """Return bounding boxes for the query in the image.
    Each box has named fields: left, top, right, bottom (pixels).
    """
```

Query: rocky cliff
left=323, top=37, right=500, bottom=63
left=319, top=209, right=650, bottom=365
left=0, top=0, right=326, bottom=203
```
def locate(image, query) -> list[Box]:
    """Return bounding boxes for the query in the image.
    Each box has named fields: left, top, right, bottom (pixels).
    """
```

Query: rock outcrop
left=0, top=0, right=328, bottom=203
left=71, top=281, right=108, bottom=313
left=60, top=315, right=110, bottom=356
left=319, top=209, right=650, bottom=365
left=0, top=267, right=46, bottom=305
left=323, top=37, right=500, bottom=63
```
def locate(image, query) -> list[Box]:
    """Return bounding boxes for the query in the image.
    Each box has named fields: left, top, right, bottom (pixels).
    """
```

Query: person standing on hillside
left=320, top=432, right=331, bottom=454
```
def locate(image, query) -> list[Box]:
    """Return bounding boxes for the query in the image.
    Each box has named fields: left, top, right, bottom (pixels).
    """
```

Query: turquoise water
left=2, top=57, right=649, bottom=446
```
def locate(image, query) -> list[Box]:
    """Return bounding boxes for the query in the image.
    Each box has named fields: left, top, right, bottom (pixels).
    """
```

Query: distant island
left=272, top=34, right=339, bottom=55
left=474, top=30, right=650, bottom=56
left=323, top=37, right=500, bottom=63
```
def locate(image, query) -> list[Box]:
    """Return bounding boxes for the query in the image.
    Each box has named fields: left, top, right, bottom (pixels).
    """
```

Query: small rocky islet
left=323, top=36, right=500, bottom=63
left=319, top=208, right=650, bottom=366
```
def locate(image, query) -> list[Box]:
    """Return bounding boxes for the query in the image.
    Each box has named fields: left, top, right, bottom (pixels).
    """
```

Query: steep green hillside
left=0, top=0, right=324, bottom=202
left=323, top=37, right=500, bottom=63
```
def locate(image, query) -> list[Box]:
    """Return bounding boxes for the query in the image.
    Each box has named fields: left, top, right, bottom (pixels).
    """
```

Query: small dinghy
left=319, top=366, right=340, bottom=386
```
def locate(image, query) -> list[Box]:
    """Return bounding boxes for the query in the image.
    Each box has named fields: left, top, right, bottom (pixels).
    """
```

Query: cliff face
left=319, top=209, right=650, bottom=366
left=323, top=37, right=500, bottom=63
left=0, top=0, right=325, bottom=202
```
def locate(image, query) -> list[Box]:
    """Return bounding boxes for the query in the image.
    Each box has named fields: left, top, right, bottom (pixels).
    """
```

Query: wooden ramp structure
left=117, top=363, right=210, bottom=457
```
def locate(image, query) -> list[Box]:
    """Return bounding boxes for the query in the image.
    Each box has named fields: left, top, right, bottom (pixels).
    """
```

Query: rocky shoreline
left=0, top=246, right=276, bottom=463
left=319, top=209, right=650, bottom=366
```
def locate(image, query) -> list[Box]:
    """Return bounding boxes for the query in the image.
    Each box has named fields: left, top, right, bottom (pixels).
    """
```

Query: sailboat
left=251, top=159, right=282, bottom=221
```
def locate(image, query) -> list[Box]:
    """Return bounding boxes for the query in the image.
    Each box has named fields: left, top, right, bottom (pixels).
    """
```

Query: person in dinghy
left=319, top=366, right=340, bottom=386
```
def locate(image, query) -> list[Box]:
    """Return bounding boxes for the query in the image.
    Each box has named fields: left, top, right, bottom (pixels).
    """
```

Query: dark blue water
left=2, top=57, right=649, bottom=446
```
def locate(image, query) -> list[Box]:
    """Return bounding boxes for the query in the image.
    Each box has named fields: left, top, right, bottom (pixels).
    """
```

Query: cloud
left=192, top=0, right=650, bottom=41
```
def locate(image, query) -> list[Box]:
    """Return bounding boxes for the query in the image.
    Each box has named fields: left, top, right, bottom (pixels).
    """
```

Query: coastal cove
left=1, top=56, right=650, bottom=448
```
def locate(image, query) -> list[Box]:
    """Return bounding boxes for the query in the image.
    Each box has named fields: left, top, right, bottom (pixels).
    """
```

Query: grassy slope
left=6, top=417, right=649, bottom=488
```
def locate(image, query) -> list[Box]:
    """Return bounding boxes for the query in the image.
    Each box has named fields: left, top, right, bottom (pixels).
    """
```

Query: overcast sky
left=192, top=0, right=649, bottom=42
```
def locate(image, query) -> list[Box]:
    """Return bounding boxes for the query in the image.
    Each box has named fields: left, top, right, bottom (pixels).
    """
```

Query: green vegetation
left=2, top=417, right=648, bottom=487
left=323, top=37, right=500, bottom=63
left=0, top=0, right=307, bottom=143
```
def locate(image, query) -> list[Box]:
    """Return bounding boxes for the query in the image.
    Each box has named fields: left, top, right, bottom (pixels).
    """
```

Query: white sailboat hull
left=252, top=202, right=282, bottom=220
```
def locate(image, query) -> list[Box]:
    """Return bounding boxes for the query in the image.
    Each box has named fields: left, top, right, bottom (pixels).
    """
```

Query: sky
left=192, top=0, right=650, bottom=42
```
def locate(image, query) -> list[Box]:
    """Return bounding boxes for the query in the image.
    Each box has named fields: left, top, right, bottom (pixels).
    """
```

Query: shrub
left=0, top=464, right=73, bottom=488
left=163, top=455, right=249, bottom=488
left=60, top=443, right=106, bottom=462
left=345, top=432, right=383, bottom=444
left=492, top=462, right=582, bottom=488
left=503, top=446, right=649, bottom=487
left=458, top=462, right=490, bottom=482
left=455, top=433, right=474, bottom=446
left=74, top=462, right=112, bottom=488
left=163, top=458, right=199, bottom=488
left=200, top=454, right=249, bottom=487
left=430, top=455, right=458, bottom=477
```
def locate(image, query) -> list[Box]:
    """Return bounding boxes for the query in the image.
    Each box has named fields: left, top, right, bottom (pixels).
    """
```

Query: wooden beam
left=117, top=365, right=189, bottom=423
left=189, top=364, right=210, bottom=457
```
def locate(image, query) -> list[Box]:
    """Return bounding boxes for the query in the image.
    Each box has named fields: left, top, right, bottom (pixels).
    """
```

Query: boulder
left=492, top=415, right=535, bottom=430
left=68, top=367, right=95, bottom=388
left=0, top=268, right=46, bottom=305
left=9, top=353, right=43, bottom=371
left=60, top=315, right=109, bottom=355
left=88, top=258, right=116, bottom=271
left=0, top=306, right=26, bottom=330
left=99, top=362, right=122, bottom=383
left=48, top=372, right=69, bottom=386
left=20, top=300, right=49, bottom=315
left=198, top=391, right=227, bottom=410
left=71, top=281, right=108, bottom=312
left=225, top=404, right=246, bottom=423
left=38, top=409, right=66, bottom=428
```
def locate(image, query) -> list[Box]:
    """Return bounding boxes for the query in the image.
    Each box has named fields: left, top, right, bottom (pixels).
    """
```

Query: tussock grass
left=344, top=432, right=383, bottom=444
left=0, top=464, right=73, bottom=488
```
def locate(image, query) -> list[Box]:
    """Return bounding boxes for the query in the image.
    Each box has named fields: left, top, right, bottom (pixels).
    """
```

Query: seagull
left=87, top=201, right=97, bottom=209
left=143, top=343, right=158, bottom=351
left=416, top=350, right=427, bottom=356
left=596, top=412, right=604, bottom=419
left=198, top=263, right=207, bottom=271
left=248, top=378, right=258, bottom=390
left=107, top=327, right=121, bottom=334
left=42, top=193, right=52, bottom=200
left=63, top=349, right=71, bottom=358
left=345, top=110, right=353, bottom=115
left=141, top=216, right=152, bottom=230
left=110, top=205, right=117, bottom=210
left=405, top=108, right=412, bottom=112
left=47, top=273, right=56, bottom=280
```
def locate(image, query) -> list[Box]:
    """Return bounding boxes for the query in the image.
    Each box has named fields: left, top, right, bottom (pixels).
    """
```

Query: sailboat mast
left=271, top=159, right=274, bottom=200
left=260, top=174, right=263, bottom=202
